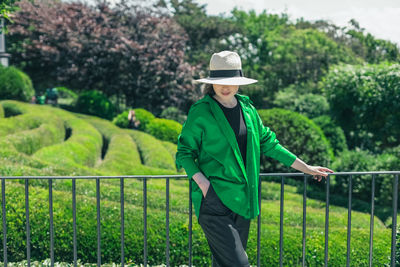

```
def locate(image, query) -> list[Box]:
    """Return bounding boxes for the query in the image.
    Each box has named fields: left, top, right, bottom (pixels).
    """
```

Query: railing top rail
left=0, top=171, right=399, bottom=179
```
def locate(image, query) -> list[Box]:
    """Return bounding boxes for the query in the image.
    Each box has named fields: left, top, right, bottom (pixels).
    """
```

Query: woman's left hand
left=306, top=165, right=334, bottom=182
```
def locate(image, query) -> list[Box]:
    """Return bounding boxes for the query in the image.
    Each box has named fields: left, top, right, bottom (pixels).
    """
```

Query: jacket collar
left=199, top=93, right=252, bottom=183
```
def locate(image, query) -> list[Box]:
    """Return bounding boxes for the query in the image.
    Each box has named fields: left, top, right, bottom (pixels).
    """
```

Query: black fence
left=1, top=171, right=399, bottom=266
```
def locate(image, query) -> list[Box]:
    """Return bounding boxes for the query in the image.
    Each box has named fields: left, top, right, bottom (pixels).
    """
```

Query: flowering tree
left=7, top=0, right=198, bottom=115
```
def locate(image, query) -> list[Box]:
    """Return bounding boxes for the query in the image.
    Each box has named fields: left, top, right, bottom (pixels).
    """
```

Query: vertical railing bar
left=49, top=178, right=54, bottom=267
left=324, top=175, right=330, bottom=267
left=96, top=178, right=101, bottom=266
left=2, top=178, right=7, bottom=266
left=346, top=175, right=352, bottom=267
left=189, top=177, right=193, bottom=267
left=25, top=178, right=31, bottom=267
left=257, top=175, right=262, bottom=267
left=279, top=175, right=284, bottom=267
left=302, top=174, right=307, bottom=267
left=369, top=174, right=375, bottom=267
left=166, top=177, right=170, bottom=267
left=144, top=178, right=147, bottom=267
left=121, top=178, right=125, bottom=267
left=72, top=178, right=77, bottom=267
left=390, top=174, right=398, bottom=267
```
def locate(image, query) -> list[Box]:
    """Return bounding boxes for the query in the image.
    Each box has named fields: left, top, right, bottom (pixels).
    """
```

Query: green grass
left=0, top=100, right=395, bottom=266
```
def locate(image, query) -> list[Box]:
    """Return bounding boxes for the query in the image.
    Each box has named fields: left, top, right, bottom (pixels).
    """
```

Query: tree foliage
left=322, top=62, right=400, bottom=152
left=7, top=0, right=198, bottom=115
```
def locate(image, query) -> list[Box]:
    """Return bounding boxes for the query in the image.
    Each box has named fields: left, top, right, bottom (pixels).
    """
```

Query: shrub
left=273, top=86, right=330, bottom=119
left=0, top=117, right=65, bottom=155
left=112, top=110, right=130, bottom=129
left=0, top=103, right=3, bottom=118
left=132, top=108, right=155, bottom=131
left=258, top=108, right=334, bottom=171
left=0, top=65, right=35, bottom=102
left=0, top=100, right=25, bottom=117
left=321, top=62, right=400, bottom=152
left=331, top=148, right=400, bottom=209
left=160, top=106, right=187, bottom=124
left=312, top=115, right=348, bottom=156
left=146, top=118, right=182, bottom=144
left=55, top=86, right=78, bottom=106
left=33, top=117, right=103, bottom=168
left=127, top=129, right=176, bottom=170
left=75, top=90, right=115, bottom=120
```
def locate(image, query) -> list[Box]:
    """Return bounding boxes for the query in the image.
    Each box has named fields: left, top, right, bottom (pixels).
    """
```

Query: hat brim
left=195, top=77, right=258, bottom=86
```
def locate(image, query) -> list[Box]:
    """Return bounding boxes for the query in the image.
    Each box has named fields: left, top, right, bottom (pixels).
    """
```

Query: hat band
left=209, top=69, right=243, bottom=78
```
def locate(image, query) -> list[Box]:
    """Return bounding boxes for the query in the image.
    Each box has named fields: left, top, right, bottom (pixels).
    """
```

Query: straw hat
left=195, top=50, right=257, bottom=85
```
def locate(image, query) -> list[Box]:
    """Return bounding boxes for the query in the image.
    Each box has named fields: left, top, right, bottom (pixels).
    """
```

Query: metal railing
left=0, top=171, right=399, bottom=266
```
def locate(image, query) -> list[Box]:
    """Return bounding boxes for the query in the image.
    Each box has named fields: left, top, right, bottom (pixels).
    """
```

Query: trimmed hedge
left=0, top=117, right=65, bottom=155
left=127, top=129, right=176, bottom=171
left=33, top=117, right=103, bottom=168
left=0, top=65, right=35, bottom=102
left=78, top=113, right=178, bottom=175
left=146, top=118, right=182, bottom=144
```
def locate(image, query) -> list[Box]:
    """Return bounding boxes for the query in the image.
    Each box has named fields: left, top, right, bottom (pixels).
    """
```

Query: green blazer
left=175, top=93, right=297, bottom=221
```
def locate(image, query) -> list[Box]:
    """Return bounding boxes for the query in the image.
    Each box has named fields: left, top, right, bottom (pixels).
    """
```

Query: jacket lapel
left=204, top=94, right=248, bottom=183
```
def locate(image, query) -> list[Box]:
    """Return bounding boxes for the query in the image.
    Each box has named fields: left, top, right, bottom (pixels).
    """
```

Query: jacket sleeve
left=255, top=109, right=297, bottom=167
left=175, top=105, right=203, bottom=179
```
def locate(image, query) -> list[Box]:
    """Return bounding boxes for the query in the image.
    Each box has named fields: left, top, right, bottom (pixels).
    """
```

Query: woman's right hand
left=192, top=172, right=211, bottom=197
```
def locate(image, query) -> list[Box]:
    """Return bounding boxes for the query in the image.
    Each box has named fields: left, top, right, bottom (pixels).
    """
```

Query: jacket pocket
left=202, top=184, right=232, bottom=216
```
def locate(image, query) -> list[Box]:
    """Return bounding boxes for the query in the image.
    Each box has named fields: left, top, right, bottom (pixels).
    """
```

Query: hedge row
left=0, top=117, right=65, bottom=155
left=33, top=117, right=102, bottom=168
left=79, top=114, right=178, bottom=175
left=127, top=130, right=176, bottom=171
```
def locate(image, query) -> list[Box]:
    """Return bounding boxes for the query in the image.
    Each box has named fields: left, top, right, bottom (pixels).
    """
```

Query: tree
left=7, top=0, right=199, bottom=115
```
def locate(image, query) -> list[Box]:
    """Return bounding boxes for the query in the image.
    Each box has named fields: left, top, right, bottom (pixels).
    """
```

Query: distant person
left=128, top=110, right=140, bottom=129
left=175, top=50, right=334, bottom=267
left=30, top=95, right=37, bottom=104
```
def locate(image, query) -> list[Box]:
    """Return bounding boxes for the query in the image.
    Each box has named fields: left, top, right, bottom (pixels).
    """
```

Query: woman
left=176, top=51, right=333, bottom=267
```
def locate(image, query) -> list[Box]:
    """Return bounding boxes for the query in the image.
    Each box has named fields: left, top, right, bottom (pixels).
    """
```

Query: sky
left=195, top=0, right=400, bottom=47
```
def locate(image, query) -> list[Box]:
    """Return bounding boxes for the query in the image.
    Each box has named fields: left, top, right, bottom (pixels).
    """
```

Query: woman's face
left=212, top=84, right=239, bottom=101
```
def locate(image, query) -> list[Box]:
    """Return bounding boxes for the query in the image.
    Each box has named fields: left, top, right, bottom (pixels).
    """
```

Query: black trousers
left=198, top=183, right=251, bottom=267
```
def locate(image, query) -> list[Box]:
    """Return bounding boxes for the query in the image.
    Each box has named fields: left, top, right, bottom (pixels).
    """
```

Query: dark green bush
left=75, top=90, right=115, bottom=120
left=312, top=115, right=348, bottom=156
left=160, top=106, right=187, bottom=124
left=0, top=65, right=35, bottom=102
left=321, top=62, right=400, bottom=152
left=258, top=108, right=334, bottom=173
left=146, top=118, right=182, bottom=144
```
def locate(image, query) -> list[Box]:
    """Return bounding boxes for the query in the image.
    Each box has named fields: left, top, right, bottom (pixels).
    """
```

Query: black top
left=212, top=95, right=247, bottom=167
